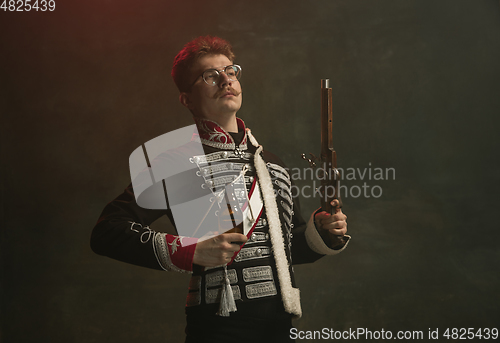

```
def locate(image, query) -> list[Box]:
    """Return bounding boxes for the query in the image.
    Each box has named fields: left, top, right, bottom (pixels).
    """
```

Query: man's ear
left=179, top=92, right=193, bottom=109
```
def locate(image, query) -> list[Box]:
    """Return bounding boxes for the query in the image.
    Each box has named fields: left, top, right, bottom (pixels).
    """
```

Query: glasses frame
left=191, top=64, right=242, bottom=88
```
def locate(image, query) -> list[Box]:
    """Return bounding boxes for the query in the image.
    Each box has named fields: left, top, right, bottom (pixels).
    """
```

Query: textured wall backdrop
left=1, top=1, right=499, bottom=342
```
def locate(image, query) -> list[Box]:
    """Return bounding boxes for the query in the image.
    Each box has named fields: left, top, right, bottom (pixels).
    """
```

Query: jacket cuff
left=154, top=233, right=197, bottom=272
left=305, top=209, right=350, bottom=255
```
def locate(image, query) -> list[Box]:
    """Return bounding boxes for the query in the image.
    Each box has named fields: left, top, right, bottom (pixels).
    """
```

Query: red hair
left=171, top=35, right=236, bottom=92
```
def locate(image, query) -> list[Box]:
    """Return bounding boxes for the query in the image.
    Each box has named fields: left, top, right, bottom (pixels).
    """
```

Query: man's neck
left=200, top=114, right=238, bottom=133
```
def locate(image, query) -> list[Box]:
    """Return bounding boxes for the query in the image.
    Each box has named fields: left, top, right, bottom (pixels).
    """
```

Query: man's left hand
left=314, top=199, right=347, bottom=236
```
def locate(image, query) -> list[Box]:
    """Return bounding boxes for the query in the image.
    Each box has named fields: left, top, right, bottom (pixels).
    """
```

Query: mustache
left=213, top=86, right=241, bottom=99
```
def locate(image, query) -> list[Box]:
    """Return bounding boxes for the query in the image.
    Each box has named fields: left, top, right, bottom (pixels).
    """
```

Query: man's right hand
left=192, top=232, right=248, bottom=267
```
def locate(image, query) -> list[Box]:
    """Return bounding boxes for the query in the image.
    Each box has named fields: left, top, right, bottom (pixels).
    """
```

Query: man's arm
left=262, top=151, right=349, bottom=264
left=192, top=232, right=247, bottom=267
left=289, top=200, right=350, bottom=265
left=91, top=184, right=197, bottom=273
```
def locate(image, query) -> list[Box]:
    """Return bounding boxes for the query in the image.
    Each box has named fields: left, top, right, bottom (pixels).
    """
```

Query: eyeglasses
left=196, top=65, right=242, bottom=87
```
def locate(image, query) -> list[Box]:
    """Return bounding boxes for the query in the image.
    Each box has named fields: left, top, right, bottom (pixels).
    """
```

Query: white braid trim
left=246, top=129, right=302, bottom=318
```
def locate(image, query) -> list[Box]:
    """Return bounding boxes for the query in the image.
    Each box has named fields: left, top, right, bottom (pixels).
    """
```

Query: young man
left=91, top=35, right=349, bottom=343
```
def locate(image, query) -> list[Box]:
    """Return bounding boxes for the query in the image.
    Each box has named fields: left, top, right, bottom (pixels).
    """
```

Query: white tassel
left=216, top=265, right=237, bottom=316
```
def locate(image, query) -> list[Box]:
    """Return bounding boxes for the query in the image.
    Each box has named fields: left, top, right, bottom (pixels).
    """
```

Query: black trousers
left=185, top=313, right=295, bottom=343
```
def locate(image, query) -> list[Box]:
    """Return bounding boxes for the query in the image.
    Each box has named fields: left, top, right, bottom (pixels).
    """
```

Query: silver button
left=265, top=233, right=270, bottom=240
left=255, top=248, right=262, bottom=257
left=249, top=176, right=254, bottom=183
left=222, top=151, right=228, bottom=158
left=194, top=156, right=200, bottom=163
left=251, top=233, right=257, bottom=242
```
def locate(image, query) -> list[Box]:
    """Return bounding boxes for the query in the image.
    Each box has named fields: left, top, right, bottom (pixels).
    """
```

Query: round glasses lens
left=203, top=70, right=219, bottom=85
left=225, top=65, right=241, bottom=80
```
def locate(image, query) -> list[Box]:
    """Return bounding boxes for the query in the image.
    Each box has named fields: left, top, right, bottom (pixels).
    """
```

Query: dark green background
left=1, top=1, right=499, bottom=342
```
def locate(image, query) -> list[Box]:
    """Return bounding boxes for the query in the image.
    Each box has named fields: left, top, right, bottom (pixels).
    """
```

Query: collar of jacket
left=193, top=116, right=248, bottom=151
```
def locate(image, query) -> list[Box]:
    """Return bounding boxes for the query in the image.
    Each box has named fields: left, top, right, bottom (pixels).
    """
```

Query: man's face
left=181, top=54, right=242, bottom=120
